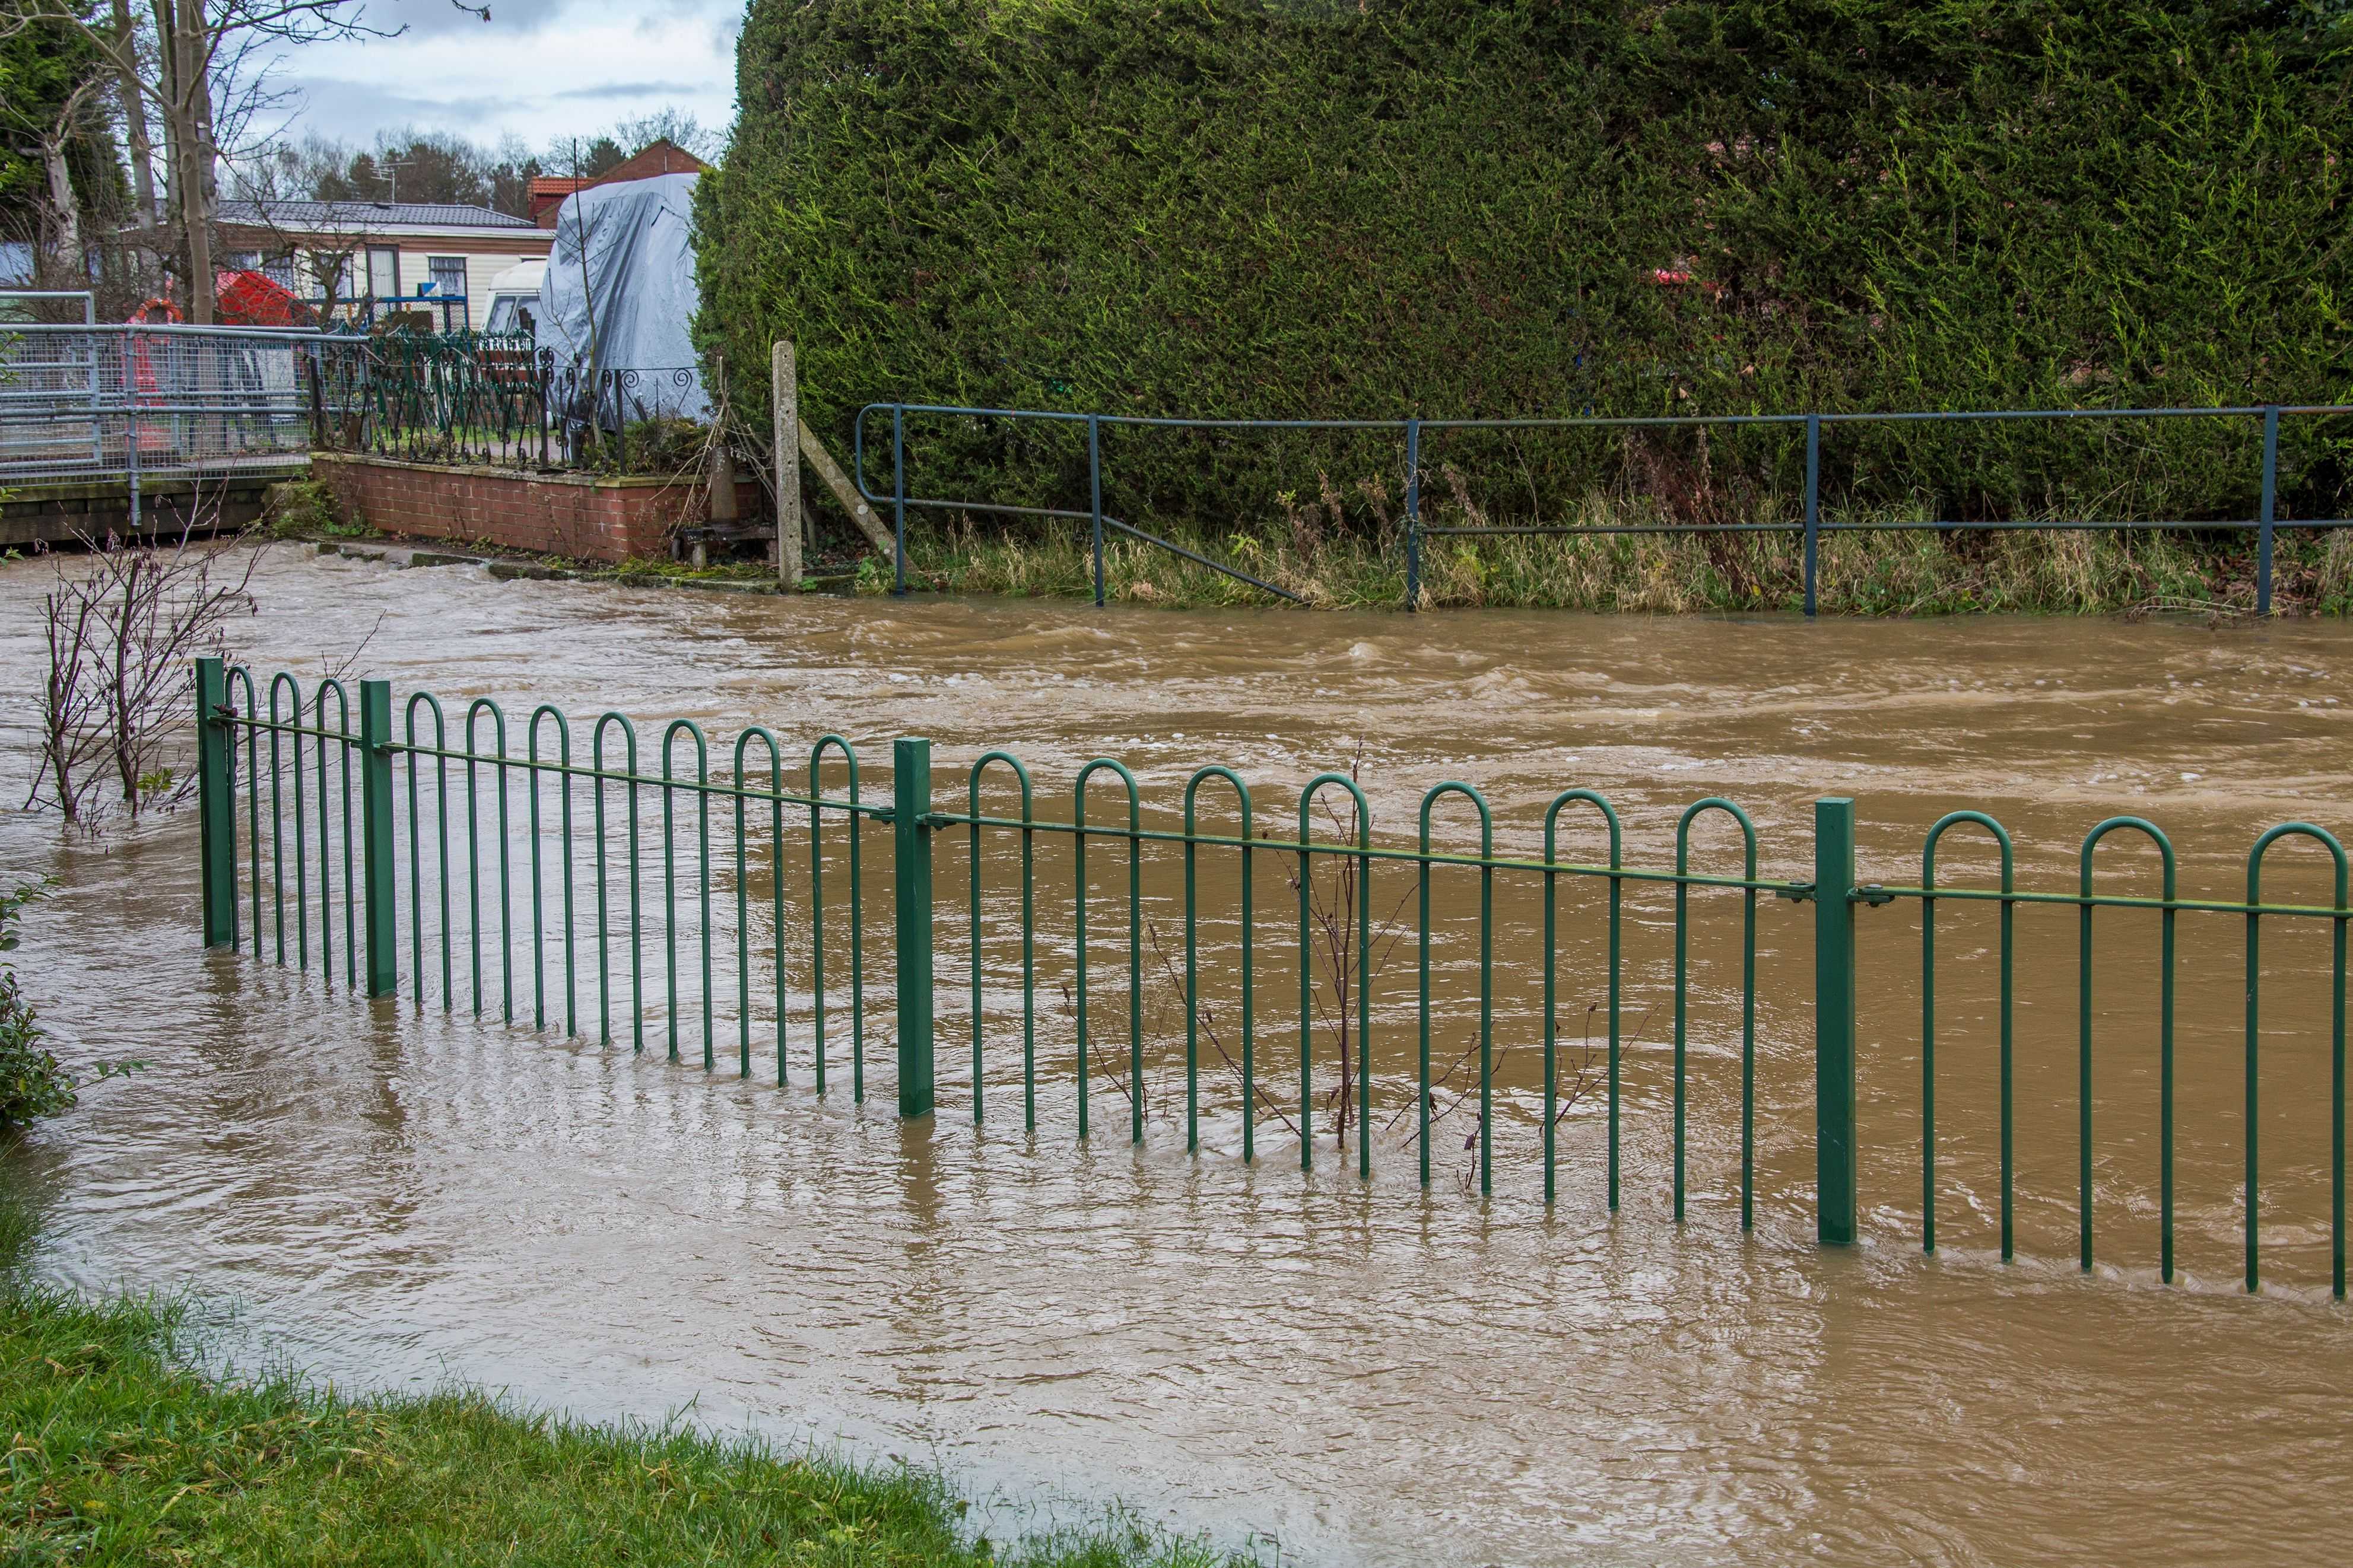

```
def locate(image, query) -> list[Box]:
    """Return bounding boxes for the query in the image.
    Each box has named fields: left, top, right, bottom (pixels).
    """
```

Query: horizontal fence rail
left=195, top=659, right=2351, bottom=1297
left=850, top=400, right=2353, bottom=616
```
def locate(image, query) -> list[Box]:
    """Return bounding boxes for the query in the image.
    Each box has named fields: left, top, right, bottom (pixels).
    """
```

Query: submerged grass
left=890, top=496, right=2353, bottom=616
left=0, top=1200, right=1228, bottom=1567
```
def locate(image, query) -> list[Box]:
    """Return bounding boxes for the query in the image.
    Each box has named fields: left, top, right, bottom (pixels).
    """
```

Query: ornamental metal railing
left=312, top=330, right=707, bottom=471
left=850, top=400, right=2353, bottom=615
left=193, top=659, right=2351, bottom=1297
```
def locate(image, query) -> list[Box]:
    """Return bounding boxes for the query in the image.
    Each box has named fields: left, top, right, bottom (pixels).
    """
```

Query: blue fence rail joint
left=850, top=400, right=2353, bottom=616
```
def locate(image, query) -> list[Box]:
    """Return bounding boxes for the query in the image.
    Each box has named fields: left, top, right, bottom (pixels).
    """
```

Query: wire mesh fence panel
left=0, top=325, right=323, bottom=485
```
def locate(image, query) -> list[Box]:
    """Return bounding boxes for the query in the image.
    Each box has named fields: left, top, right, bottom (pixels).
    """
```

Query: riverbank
left=894, top=513, right=2353, bottom=615
left=266, top=470, right=2353, bottom=616
left=0, top=1204, right=1222, bottom=1566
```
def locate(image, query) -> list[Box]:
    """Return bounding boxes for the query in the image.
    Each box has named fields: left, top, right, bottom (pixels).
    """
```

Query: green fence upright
left=1814, top=797, right=1859, bottom=1245
left=894, top=737, right=937, bottom=1117
left=195, top=657, right=237, bottom=948
left=358, top=679, right=398, bottom=998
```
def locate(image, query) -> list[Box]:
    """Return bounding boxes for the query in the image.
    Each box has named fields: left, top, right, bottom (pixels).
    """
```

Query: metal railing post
left=85, top=319, right=102, bottom=472
left=1814, top=796, right=1859, bottom=1245
left=1803, top=414, right=1821, bottom=618
left=893, top=737, right=936, bottom=1117
left=124, top=325, right=141, bottom=533
left=1403, top=418, right=1422, bottom=612
left=2257, top=405, right=2279, bottom=617
left=358, top=679, right=398, bottom=998
left=1088, top=413, right=1106, bottom=608
left=892, top=403, right=909, bottom=596
left=195, top=657, right=237, bottom=948
left=304, top=350, right=327, bottom=451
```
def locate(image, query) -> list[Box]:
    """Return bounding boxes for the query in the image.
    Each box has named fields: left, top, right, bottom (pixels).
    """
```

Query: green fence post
left=358, top=679, right=398, bottom=998
left=894, top=737, right=936, bottom=1118
left=2256, top=404, right=2278, bottom=618
left=1087, top=414, right=1106, bottom=609
left=1802, top=414, right=1822, bottom=618
left=195, top=657, right=236, bottom=948
left=1814, top=796, right=1859, bottom=1245
left=1402, top=418, right=1421, bottom=612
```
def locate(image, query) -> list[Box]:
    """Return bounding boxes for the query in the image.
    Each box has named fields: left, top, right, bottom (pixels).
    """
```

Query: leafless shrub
left=28, top=509, right=259, bottom=826
left=1067, top=737, right=1614, bottom=1182
left=1138, top=917, right=1299, bottom=1140
left=1283, top=739, right=1416, bottom=1156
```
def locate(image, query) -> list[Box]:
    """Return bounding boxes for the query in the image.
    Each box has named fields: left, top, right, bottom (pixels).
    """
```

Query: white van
left=482, top=259, right=545, bottom=339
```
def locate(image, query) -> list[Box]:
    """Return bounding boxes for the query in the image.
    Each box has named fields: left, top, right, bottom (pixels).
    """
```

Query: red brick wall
left=310, top=455, right=755, bottom=565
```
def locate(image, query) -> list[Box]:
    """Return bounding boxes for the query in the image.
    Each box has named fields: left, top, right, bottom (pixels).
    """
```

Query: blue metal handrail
left=851, top=400, right=2353, bottom=614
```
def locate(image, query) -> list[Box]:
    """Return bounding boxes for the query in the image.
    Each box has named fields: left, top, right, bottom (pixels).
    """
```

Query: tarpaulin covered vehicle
left=538, top=172, right=707, bottom=428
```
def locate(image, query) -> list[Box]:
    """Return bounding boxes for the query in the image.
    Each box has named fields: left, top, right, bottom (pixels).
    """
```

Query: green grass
left=891, top=500, right=2353, bottom=616
left=609, top=553, right=781, bottom=583
left=0, top=1201, right=1229, bottom=1567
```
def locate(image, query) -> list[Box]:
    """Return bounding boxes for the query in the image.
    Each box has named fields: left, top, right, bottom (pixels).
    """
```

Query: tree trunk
left=150, top=0, right=188, bottom=306
left=110, top=0, right=159, bottom=235
left=173, top=0, right=216, bottom=324
left=42, top=132, right=84, bottom=272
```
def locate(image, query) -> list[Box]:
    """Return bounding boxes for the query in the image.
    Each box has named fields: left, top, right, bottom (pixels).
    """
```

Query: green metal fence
left=195, top=659, right=2351, bottom=1296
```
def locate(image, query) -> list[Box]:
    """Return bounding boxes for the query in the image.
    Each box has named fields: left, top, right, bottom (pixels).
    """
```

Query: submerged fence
left=193, top=659, right=2350, bottom=1296
left=850, top=400, right=2353, bottom=616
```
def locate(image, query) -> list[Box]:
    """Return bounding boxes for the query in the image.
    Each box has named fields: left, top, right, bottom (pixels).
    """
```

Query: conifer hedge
left=696, top=0, right=2352, bottom=534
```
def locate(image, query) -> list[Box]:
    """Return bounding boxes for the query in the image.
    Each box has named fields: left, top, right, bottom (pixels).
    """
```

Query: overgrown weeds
left=893, top=495, right=2352, bottom=616
left=262, top=479, right=366, bottom=539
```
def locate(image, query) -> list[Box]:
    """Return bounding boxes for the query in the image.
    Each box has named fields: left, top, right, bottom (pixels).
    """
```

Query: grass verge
left=0, top=1201, right=1227, bottom=1566
left=893, top=501, right=2353, bottom=615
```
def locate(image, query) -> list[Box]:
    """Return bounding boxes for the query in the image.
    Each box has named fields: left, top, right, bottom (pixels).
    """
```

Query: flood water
left=4, top=542, right=2350, bottom=1564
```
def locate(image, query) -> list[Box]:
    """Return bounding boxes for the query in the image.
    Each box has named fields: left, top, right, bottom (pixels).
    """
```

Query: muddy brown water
left=3, top=544, right=2350, bottom=1564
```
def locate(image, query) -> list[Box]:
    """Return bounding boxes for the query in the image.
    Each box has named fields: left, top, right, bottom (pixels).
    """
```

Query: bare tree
left=608, top=108, right=723, bottom=161
left=36, top=73, right=107, bottom=272
left=30, top=508, right=259, bottom=825
left=1287, top=740, right=1416, bottom=1153
left=7, top=0, right=487, bottom=321
left=107, top=0, right=160, bottom=237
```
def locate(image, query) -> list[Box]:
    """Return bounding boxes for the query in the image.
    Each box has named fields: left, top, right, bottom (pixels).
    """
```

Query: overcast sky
left=273, top=0, right=741, bottom=153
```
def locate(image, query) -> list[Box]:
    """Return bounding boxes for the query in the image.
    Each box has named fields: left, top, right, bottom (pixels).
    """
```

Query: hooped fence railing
left=193, top=658, right=2351, bottom=1296
left=849, top=401, right=2353, bottom=616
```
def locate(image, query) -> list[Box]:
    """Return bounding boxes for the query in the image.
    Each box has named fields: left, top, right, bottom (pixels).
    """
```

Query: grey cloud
left=548, top=80, right=707, bottom=101
left=279, top=75, right=511, bottom=142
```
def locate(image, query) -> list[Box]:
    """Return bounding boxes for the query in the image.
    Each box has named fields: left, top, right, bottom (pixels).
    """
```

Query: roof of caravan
left=217, top=200, right=539, bottom=233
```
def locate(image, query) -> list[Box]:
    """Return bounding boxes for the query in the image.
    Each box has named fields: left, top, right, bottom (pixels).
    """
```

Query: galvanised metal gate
left=193, top=659, right=2349, bottom=1295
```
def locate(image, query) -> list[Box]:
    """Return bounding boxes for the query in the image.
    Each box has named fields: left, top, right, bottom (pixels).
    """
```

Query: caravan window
left=486, top=297, right=537, bottom=338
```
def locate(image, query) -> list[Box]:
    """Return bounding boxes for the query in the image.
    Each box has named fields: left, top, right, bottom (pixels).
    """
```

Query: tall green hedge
left=696, top=0, right=2353, bottom=535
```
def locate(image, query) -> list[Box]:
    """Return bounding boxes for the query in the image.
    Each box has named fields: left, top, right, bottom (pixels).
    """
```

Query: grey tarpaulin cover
left=537, top=171, right=708, bottom=424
